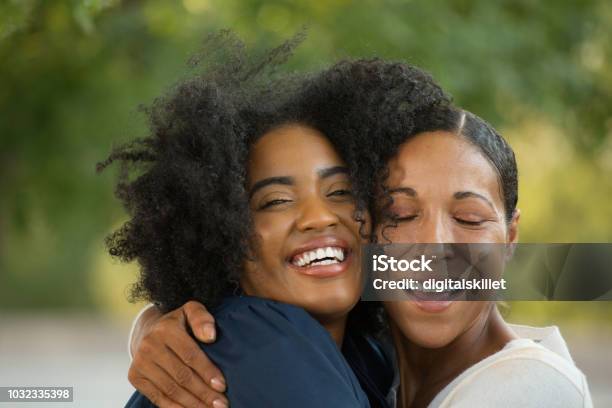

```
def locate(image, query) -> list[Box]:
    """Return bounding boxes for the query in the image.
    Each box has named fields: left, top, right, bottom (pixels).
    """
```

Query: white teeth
left=335, top=248, right=344, bottom=261
left=292, top=246, right=347, bottom=267
left=316, top=248, right=325, bottom=259
left=311, top=259, right=339, bottom=266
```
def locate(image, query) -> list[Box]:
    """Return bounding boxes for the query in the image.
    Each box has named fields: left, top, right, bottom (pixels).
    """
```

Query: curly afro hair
left=98, top=32, right=451, bottom=337
left=288, top=59, right=452, bottom=234
left=96, top=30, right=305, bottom=313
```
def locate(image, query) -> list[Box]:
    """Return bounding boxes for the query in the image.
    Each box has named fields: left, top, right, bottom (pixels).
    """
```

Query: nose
left=418, top=213, right=453, bottom=244
left=418, top=214, right=455, bottom=267
left=295, top=196, right=340, bottom=232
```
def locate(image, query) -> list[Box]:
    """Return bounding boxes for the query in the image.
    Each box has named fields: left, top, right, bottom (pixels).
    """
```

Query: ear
left=507, top=209, right=520, bottom=243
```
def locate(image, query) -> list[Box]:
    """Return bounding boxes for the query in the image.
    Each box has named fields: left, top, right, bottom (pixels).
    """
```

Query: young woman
left=102, top=39, right=447, bottom=408
left=105, top=92, right=374, bottom=408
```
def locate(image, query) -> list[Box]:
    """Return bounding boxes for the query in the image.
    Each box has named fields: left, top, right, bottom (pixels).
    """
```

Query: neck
left=392, top=305, right=516, bottom=408
left=239, top=280, right=348, bottom=347
left=316, top=314, right=348, bottom=347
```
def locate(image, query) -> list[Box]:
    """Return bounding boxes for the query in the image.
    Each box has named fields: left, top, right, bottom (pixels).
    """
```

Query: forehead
left=248, top=124, right=344, bottom=180
left=387, top=131, right=502, bottom=200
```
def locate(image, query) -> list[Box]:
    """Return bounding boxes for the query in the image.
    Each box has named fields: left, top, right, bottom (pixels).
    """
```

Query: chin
left=411, top=329, right=456, bottom=349
left=387, top=304, right=460, bottom=349
left=299, top=287, right=360, bottom=318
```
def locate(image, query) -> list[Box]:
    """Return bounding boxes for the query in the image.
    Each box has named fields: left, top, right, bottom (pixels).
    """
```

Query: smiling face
left=240, top=124, right=366, bottom=322
left=380, top=130, right=519, bottom=348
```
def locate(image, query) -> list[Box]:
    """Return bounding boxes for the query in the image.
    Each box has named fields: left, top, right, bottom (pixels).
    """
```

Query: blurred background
left=1, top=0, right=611, bottom=406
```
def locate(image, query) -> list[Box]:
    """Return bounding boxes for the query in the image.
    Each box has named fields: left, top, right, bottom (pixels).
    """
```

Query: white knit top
left=388, top=324, right=593, bottom=408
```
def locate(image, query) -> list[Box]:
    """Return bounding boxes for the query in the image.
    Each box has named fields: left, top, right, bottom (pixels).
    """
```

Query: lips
left=402, top=278, right=467, bottom=313
left=413, top=300, right=455, bottom=313
left=287, top=237, right=353, bottom=278
left=399, top=259, right=475, bottom=307
left=407, top=285, right=466, bottom=302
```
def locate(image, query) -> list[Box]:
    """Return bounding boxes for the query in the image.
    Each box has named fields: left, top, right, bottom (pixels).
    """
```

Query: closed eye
left=259, top=199, right=292, bottom=210
left=395, top=215, right=417, bottom=222
left=328, top=189, right=353, bottom=197
left=454, top=217, right=485, bottom=226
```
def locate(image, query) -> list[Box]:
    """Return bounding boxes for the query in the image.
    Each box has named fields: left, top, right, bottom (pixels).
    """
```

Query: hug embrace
left=99, top=33, right=592, bottom=408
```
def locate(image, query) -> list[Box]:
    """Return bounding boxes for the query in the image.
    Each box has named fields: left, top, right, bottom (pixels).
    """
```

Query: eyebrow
left=318, top=166, right=349, bottom=179
left=248, top=166, right=349, bottom=198
left=388, top=188, right=496, bottom=210
left=388, top=187, right=417, bottom=197
left=249, top=176, right=293, bottom=198
left=454, top=191, right=495, bottom=210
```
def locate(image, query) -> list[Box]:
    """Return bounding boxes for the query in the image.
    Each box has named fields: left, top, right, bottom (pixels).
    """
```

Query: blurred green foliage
left=1, top=0, right=611, bottom=311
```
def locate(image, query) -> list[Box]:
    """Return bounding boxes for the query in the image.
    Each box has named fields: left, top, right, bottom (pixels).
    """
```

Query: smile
left=291, top=246, right=346, bottom=267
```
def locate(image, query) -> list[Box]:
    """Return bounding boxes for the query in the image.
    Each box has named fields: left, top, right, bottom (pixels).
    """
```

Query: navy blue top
left=126, top=296, right=391, bottom=408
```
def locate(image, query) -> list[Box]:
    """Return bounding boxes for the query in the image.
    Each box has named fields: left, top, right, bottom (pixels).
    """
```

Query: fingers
left=129, top=303, right=229, bottom=407
left=183, top=300, right=216, bottom=343
left=164, top=329, right=227, bottom=393
left=131, top=331, right=228, bottom=407
left=130, top=305, right=164, bottom=358
left=128, top=369, right=182, bottom=408
left=129, top=358, right=205, bottom=408
left=156, top=344, right=229, bottom=407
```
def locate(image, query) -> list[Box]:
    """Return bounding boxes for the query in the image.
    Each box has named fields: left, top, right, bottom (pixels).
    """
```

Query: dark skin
left=380, top=131, right=520, bottom=408
left=241, top=124, right=365, bottom=346
left=128, top=124, right=366, bottom=407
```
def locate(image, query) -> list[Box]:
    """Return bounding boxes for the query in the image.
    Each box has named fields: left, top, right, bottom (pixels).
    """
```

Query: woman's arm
left=128, top=301, right=228, bottom=408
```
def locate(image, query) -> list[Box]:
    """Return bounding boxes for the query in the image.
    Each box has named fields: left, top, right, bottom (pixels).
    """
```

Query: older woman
left=369, top=103, right=591, bottom=407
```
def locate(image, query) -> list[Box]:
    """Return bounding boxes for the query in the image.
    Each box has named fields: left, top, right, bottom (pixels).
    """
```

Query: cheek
left=375, top=223, right=420, bottom=243
left=338, top=205, right=365, bottom=238
left=243, top=214, right=294, bottom=296
left=251, top=213, right=293, bottom=265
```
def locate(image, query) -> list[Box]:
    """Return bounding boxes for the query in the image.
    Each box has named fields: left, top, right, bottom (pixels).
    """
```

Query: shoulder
left=205, top=295, right=346, bottom=372
left=203, top=296, right=370, bottom=408
left=212, top=295, right=316, bottom=325
left=209, top=295, right=332, bottom=349
left=437, top=340, right=592, bottom=408
left=508, top=323, right=574, bottom=361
